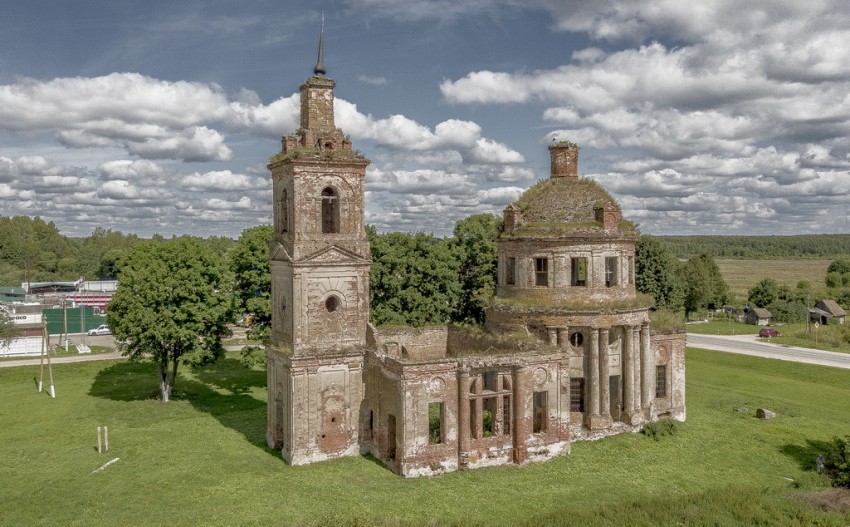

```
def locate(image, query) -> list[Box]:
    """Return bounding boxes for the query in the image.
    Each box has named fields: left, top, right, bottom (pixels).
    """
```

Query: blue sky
left=1, top=0, right=849, bottom=238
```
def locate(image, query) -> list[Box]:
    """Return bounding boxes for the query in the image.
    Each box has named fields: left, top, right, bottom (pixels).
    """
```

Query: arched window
left=321, top=187, right=339, bottom=233
left=276, top=188, right=288, bottom=233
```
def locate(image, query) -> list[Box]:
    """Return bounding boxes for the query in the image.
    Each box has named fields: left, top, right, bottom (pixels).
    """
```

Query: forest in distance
left=658, top=234, right=850, bottom=259
left=2, top=214, right=850, bottom=339
left=3, top=214, right=850, bottom=289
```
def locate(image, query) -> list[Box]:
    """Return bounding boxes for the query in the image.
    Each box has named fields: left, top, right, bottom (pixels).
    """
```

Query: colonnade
left=548, top=323, right=653, bottom=428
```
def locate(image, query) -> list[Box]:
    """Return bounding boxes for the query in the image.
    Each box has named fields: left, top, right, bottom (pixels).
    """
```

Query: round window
left=325, top=296, right=339, bottom=313
left=569, top=332, right=584, bottom=347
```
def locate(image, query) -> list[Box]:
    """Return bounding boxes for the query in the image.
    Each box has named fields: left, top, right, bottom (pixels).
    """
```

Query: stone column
left=623, top=325, right=634, bottom=421
left=640, top=323, right=653, bottom=416
left=558, top=327, right=570, bottom=351
left=598, top=328, right=610, bottom=421
left=513, top=365, right=533, bottom=464
left=458, top=368, right=471, bottom=469
left=547, top=327, right=558, bottom=346
left=586, top=329, right=600, bottom=427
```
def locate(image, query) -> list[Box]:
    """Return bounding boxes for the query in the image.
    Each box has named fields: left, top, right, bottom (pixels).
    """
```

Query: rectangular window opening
left=484, top=371, right=497, bottom=392
left=535, top=257, right=549, bottom=287
left=656, top=365, right=668, bottom=398
left=506, top=257, right=516, bottom=285
left=605, top=256, right=618, bottom=288
left=483, top=397, right=497, bottom=437
left=571, top=257, right=587, bottom=287
left=428, top=403, right=443, bottom=444
left=533, top=391, right=548, bottom=433
left=570, top=378, right=585, bottom=413
left=502, top=395, right=511, bottom=435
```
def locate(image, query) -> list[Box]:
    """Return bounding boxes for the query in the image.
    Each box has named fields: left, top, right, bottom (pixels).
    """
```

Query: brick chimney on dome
left=548, top=141, right=579, bottom=179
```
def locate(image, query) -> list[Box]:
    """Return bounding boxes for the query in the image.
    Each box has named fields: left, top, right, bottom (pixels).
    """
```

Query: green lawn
left=1, top=351, right=849, bottom=526
left=686, top=320, right=761, bottom=335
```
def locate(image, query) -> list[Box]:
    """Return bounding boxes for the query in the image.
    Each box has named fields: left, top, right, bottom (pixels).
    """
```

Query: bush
left=823, top=436, right=850, bottom=488
left=642, top=418, right=677, bottom=440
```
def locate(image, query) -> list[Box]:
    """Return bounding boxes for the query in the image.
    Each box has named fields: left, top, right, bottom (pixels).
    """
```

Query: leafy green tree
left=827, top=259, right=850, bottom=275
left=96, top=249, right=127, bottom=279
left=682, top=253, right=729, bottom=319
left=451, top=214, right=500, bottom=324
left=826, top=272, right=843, bottom=289
left=0, top=216, right=74, bottom=283
left=0, top=310, right=17, bottom=347
left=823, top=435, right=850, bottom=488
left=635, top=236, right=684, bottom=310
left=368, top=228, right=461, bottom=326
left=229, top=225, right=272, bottom=342
left=747, top=278, right=780, bottom=308
left=107, top=238, right=232, bottom=402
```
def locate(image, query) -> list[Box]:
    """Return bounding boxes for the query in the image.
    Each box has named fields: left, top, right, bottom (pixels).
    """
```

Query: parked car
left=758, top=327, right=779, bottom=338
left=88, top=324, right=111, bottom=336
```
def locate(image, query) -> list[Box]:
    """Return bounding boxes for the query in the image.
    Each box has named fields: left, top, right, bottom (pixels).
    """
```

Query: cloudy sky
left=1, top=0, right=849, bottom=238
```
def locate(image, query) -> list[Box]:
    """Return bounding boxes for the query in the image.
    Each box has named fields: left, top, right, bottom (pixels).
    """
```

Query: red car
left=759, top=327, right=779, bottom=338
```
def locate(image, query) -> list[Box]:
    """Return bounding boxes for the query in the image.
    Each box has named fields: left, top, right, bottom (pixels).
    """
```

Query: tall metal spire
left=313, top=12, right=326, bottom=76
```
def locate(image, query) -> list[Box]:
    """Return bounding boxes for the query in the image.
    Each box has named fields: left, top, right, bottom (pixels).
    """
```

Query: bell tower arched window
left=321, top=187, right=339, bottom=234
left=276, top=188, right=288, bottom=233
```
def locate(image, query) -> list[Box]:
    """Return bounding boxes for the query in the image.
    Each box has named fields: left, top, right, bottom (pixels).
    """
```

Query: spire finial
left=313, top=12, right=326, bottom=76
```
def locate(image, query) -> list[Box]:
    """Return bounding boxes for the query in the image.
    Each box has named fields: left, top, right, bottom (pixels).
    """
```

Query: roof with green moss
left=506, top=177, right=637, bottom=237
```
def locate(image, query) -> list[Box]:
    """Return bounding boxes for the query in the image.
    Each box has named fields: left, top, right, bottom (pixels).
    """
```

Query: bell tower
left=266, top=18, right=371, bottom=464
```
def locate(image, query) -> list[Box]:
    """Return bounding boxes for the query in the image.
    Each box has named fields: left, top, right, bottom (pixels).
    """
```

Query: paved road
left=687, top=333, right=850, bottom=370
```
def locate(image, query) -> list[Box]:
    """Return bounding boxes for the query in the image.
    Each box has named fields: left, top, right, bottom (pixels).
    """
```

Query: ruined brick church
left=265, top=32, right=685, bottom=477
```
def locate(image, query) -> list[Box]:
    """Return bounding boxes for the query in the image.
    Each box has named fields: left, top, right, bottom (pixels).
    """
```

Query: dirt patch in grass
left=791, top=488, right=850, bottom=513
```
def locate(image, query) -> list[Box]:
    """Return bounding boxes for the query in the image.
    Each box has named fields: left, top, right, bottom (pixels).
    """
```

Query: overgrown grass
left=772, top=323, right=850, bottom=354
left=1, top=350, right=849, bottom=526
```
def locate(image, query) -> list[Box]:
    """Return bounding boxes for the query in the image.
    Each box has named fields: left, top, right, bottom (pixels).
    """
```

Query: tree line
left=6, top=212, right=850, bottom=401
left=0, top=215, right=236, bottom=286
left=659, top=234, right=850, bottom=259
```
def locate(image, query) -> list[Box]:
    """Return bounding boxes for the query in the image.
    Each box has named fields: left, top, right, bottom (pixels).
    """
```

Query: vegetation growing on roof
left=512, top=178, right=634, bottom=233
left=551, top=139, right=579, bottom=149
left=268, top=146, right=366, bottom=165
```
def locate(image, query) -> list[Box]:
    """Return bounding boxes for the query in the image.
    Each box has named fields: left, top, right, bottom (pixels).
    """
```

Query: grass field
left=1, top=351, right=849, bottom=526
left=715, top=259, right=831, bottom=300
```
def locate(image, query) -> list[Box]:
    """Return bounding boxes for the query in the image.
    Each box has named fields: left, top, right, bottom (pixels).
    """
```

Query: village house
left=745, top=307, right=772, bottom=326
left=810, top=299, right=847, bottom=325
left=265, top=33, right=686, bottom=476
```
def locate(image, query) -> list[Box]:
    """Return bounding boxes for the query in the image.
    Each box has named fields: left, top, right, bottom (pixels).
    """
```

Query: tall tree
left=107, top=238, right=232, bottom=402
left=368, top=228, right=461, bottom=326
left=229, top=225, right=272, bottom=342
left=635, top=236, right=684, bottom=311
left=747, top=278, right=780, bottom=308
left=0, top=310, right=17, bottom=347
left=451, top=213, right=500, bottom=324
left=682, top=253, right=729, bottom=319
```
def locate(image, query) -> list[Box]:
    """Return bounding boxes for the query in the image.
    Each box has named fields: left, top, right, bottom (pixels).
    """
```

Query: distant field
left=715, top=259, right=831, bottom=300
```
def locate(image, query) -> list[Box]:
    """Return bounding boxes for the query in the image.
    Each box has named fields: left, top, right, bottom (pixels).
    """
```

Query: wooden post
left=97, top=426, right=102, bottom=453
left=104, top=426, right=109, bottom=452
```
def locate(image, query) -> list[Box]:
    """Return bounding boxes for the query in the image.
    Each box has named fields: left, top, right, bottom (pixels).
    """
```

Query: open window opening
left=506, top=257, right=516, bottom=285
left=428, top=403, right=443, bottom=444
left=325, top=295, right=339, bottom=313
left=605, top=256, right=618, bottom=287
left=276, top=188, right=288, bottom=233
left=535, top=257, right=549, bottom=286
left=571, top=257, right=587, bottom=286
left=321, top=187, right=339, bottom=233
left=533, top=391, right=548, bottom=433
